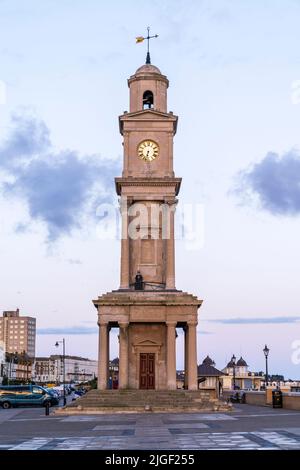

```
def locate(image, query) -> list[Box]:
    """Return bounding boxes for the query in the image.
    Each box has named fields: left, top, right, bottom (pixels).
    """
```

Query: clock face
left=138, top=140, right=159, bottom=162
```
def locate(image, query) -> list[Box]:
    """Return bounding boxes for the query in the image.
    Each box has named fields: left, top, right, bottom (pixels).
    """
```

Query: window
left=143, top=90, right=154, bottom=109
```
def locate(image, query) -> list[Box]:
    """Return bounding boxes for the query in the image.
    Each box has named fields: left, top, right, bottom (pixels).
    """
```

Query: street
left=0, top=404, right=300, bottom=450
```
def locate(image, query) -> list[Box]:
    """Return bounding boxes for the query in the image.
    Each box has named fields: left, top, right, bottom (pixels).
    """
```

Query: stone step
left=69, top=402, right=211, bottom=407
left=86, top=391, right=211, bottom=397
left=57, top=389, right=231, bottom=415
left=67, top=403, right=214, bottom=410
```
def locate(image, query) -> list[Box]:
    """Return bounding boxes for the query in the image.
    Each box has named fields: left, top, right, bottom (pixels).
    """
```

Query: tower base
left=94, top=290, right=202, bottom=391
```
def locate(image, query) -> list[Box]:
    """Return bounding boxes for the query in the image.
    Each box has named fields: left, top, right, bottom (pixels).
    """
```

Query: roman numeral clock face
left=138, top=140, right=159, bottom=162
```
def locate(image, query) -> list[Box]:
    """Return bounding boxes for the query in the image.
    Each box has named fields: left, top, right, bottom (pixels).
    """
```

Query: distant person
left=135, top=271, right=143, bottom=290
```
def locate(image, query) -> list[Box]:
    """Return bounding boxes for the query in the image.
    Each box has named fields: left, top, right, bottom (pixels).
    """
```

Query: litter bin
left=272, top=389, right=283, bottom=408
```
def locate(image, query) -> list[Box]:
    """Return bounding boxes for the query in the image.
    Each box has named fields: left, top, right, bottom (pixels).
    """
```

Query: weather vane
left=136, top=26, right=158, bottom=65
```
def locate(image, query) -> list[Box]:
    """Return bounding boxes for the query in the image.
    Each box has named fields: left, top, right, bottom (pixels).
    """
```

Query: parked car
left=230, top=391, right=246, bottom=404
left=0, top=385, right=59, bottom=409
left=44, top=388, right=60, bottom=399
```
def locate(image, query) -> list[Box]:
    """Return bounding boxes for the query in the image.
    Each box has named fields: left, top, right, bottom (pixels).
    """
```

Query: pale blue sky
left=1, top=0, right=300, bottom=377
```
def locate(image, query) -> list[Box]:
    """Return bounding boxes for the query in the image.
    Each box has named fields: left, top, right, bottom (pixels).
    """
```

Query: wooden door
left=139, top=353, right=155, bottom=389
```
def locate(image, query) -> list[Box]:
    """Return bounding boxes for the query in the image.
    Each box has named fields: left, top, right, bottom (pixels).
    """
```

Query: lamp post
left=263, top=344, right=270, bottom=389
left=55, top=339, right=66, bottom=406
left=231, top=354, right=236, bottom=390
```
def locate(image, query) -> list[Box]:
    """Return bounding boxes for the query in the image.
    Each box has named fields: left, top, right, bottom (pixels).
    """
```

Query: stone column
left=165, top=202, right=176, bottom=289
left=120, top=197, right=130, bottom=289
left=184, top=325, right=189, bottom=389
left=167, top=322, right=177, bottom=390
left=187, top=321, right=198, bottom=390
left=98, top=322, right=109, bottom=390
left=107, top=325, right=110, bottom=387
left=119, top=322, right=129, bottom=389
left=97, top=318, right=101, bottom=388
left=168, top=131, right=173, bottom=176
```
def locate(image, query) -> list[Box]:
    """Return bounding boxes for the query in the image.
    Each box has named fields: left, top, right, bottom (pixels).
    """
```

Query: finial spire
left=136, top=26, right=158, bottom=64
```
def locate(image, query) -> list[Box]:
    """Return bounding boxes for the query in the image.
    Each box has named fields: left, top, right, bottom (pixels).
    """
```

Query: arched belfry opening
left=143, top=90, right=154, bottom=109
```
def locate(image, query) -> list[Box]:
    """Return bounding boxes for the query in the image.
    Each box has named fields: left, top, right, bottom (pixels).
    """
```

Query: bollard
left=45, top=401, right=50, bottom=416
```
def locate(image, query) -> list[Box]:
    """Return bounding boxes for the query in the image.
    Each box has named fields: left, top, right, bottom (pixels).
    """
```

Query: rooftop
left=135, top=63, right=161, bottom=75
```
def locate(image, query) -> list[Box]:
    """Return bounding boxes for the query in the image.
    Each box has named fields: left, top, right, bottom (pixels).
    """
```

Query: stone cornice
left=128, top=72, right=169, bottom=87
left=93, top=291, right=202, bottom=308
left=115, top=177, right=182, bottom=196
left=119, top=109, right=178, bottom=135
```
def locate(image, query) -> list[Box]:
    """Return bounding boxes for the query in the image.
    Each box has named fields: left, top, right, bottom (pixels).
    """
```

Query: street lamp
left=55, top=339, right=66, bottom=406
left=263, top=344, right=270, bottom=389
left=231, top=354, right=236, bottom=390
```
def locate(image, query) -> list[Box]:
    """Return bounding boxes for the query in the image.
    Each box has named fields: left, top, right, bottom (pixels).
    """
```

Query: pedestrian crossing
left=2, top=408, right=300, bottom=450
left=4, top=431, right=300, bottom=450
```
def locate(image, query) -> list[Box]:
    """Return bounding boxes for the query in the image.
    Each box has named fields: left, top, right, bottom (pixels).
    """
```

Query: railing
left=130, top=282, right=166, bottom=291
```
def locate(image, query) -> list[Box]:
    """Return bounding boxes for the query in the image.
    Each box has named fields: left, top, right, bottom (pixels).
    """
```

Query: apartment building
left=0, top=309, right=36, bottom=357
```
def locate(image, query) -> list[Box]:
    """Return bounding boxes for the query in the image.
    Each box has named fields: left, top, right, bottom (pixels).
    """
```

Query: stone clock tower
left=93, top=63, right=202, bottom=391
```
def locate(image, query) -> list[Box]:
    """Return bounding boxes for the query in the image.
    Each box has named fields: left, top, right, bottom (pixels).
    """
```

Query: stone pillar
left=107, top=325, right=110, bottom=386
left=120, top=197, right=130, bottom=289
left=168, top=131, right=173, bottom=176
left=97, top=318, right=101, bottom=388
left=165, top=203, right=175, bottom=289
left=98, top=322, right=109, bottom=390
left=167, top=322, right=177, bottom=390
left=119, top=322, right=129, bottom=389
left=187, top=321, right=198, bottom=390
left=184, top=325, right=189, bottom=389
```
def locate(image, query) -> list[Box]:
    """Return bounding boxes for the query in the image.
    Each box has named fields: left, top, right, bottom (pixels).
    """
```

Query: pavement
left=0, top=403, right=300, bottom=450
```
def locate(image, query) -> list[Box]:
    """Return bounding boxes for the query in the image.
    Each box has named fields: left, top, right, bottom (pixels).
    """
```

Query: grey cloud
left=0, top=113, right=50, bottom=168
left=0, top=113, right=121, bottom=240
left=14, top=222, right=29, bottom=234
left=234, top=150, right=300, bottom=215
left=209, top=317, right=300, bottom=325
left=37, top=326, right=98, bottom=335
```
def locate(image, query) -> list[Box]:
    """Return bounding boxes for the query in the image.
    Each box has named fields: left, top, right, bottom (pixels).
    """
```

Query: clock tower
left=94, top=63, right=202, bottom=391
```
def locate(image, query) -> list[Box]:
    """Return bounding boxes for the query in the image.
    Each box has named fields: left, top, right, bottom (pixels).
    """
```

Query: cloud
left=37, top=325, right=214, bottom=336
left=209, top=316, right=300, bottom=325
left=0, top=113, right=50, bottom=168
left=234, top=150, right=300, bottom=215
left=0, top=112, right=121, bottom=240
left=37, top=326, right=98, bottom=335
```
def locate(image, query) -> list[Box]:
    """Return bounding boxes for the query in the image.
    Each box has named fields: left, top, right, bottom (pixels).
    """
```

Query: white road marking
left=10, top=438, right=52, bottom=450
left=4, top=431, right=300, bottom=450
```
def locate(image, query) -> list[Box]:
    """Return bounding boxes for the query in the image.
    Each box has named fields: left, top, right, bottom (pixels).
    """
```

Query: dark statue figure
left=134, top=271, right=144, bottom=290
